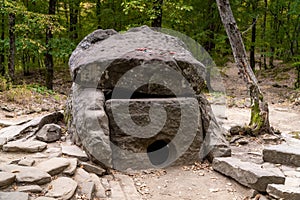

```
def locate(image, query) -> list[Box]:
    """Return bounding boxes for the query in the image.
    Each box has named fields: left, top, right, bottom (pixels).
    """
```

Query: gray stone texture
left=212, top=157, right=285, bottom=192
left=36, top=123, right=62, bottom=143
left=61, top=145, right=88, bottom=161
left=267, top=184, right=300, bottom=200
left=3, top=140, right=47, bottom=153
left=0, top=192, right=29, bottom=200
left=36, top=157, right=70, bottom=176
left=263, top=144, right=300, bottom=167
left=46, top=177, right=77, bottom=200
left=0, top=172, right=15, bottom=188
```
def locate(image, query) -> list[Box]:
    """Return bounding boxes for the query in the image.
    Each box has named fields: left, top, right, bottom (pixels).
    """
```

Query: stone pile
left=0, top=112, right=142, bottom=200
left=213, top=143, right=300, bottom=200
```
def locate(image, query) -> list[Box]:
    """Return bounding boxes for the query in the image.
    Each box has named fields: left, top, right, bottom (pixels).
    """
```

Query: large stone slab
left=267, top=184, right=300, bottom=200
left=46, top=177, right=77, bottom=200
left=0, top=172, right=15, bottom=188
left=212, top=157, right=285, bottom=192
left=3, top=140, right=47, bottom=153
left=106, top=98, right=202, bottom=170
left=36, top=157, right=70, bottom=176
left=0, top=192, right=29, bottom=200
left=0, top=165, right=51, bottom=185
left=263, top=144, right=300, bottom=167
left=61, top=145, right=89, bottom=161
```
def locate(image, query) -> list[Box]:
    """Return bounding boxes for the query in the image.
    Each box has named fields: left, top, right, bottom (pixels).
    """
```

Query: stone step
left=267, top=184, right=300, bottom=200
left=263, top=144, right=300, bottom=167
left=212, top=157, right=285, bottom=192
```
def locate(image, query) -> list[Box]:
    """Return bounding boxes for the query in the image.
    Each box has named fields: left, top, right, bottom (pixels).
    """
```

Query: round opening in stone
left=147, top=140, right=170, bottom=166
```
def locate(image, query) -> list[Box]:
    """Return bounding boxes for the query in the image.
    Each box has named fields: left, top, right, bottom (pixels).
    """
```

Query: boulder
left=36, top=124, right=62, bottom=143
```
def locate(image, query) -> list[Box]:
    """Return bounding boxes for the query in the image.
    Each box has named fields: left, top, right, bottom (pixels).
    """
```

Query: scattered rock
left=46, top=177, right=77, bottom=200
left=17, top=185, right=43, bottom=193
left=0, top=172, right=16, bottom=188
left=267, top=184, right=300, bottom=200
left=35, top=197, right=56, bottom=200
left=61, top=145, right=88, bottom=161
left=89, top=174, right=107, bottom=198
left=79, top=162, right=106, bottom=176
left=18, top=158, right=35, bottom=166
left=36, top=157, right=70, bottom=176
left=0, top=192, right=29, bottom=200
left=109, top=180, right=127, bottom=199
left=263, top=144, right=300, bottom=167
left=0, top=165, right=51, bottom=185
left=212, top=157, right=285, bottom=192
left=285, top=177, right=300, bottom=187
left=114, top=174, right=142, bottom=200
left=0, top=118, right=33, bottom=127
left=0, top=137, right=7, bottom=148
left=36, top=124, right=62, bottom=143
left=3, top=140, right=47, bottom=153
left=63, top=158, right=77, bottom=176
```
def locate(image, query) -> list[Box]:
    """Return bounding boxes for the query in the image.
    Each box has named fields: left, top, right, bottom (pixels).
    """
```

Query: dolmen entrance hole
left=147, top=140, right=170, bottom=166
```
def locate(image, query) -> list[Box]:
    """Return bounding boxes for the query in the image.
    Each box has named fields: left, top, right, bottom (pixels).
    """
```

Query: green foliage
left=0, top=76, right=9, bottom=91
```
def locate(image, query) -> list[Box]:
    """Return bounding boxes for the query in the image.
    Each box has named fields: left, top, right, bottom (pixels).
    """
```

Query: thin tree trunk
left=96, top=0, right=102, bottom=29
left=8, top=13, right=16, bottom=81
left=261, top=0, right=267, bottom=70
left=250, top=1, right=257, bottom=71
left=69, top=0, right=80, bottom=40
left=45, top=0, right=56, bottom=90
left=0, top=0, right=5, bottom=76
left=151, top=0, right=163, bottom=27
left=216, top=0, right=272, bottom=135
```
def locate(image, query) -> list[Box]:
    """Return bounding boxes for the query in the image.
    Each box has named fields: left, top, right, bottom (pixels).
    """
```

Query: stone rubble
left=3, top=140, right=47, bottom=153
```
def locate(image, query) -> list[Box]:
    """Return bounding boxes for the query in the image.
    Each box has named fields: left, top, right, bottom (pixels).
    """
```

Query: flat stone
left=267, top=184, right=300, bottom=200
left=212, top=157, right=285, bottom=192
left=17, top=185, right=43, bottom=193
left=284, top=170, right=300, bottom=178
left=36, top=157, right=70, bottom=176
left=35, top=197, right=56, bottom=200
left=109, top=180, right=126, bottom=199
left=63, top=158, right=77, bottom=176
left=18, top=158, right=35, bottom=166
left=114, top=174, right=141, bottom=200
left=0, top=192, right=29, bottom=200
left=79, top=162, right=106, bottom=176
left=90, top=174, right=107, bottom=198
left=46, top=177, right=77, bottom=200
left=36, top=124, right=62, bottom=143
left=61, top=145, right=88, bottom=161
left=0, top=137, right=7, bottom=148
left=0, top=172, right=16, bottom=188
left=0, top=117, right=32, bottom=127
left=285, top=177, right=300, bottom=187
left=3, top=140, right=47, bottom=153
left=263, top=144, right=300, bottom=167
left=0, top=164, right=51, bottom=185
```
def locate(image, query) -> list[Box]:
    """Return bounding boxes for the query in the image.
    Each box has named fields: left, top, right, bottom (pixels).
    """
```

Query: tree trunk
left=45, top=0, right=56, bottom=90
left=0, top=1, right=5, bottom=76
left=96, top=0, right=102, bottom=29
left=69, top=0, right=80, bottom=40
left=151, top=0, right=163, bottom=27
left=8, top=12, right=16, bottom=81
left=216, top=0, right=272, bottom=135
left=261, top=0, right=267, bottom=70
left=250, top=1, right=257, bottom=71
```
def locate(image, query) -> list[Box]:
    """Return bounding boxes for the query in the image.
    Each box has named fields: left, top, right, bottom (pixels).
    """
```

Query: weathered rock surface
left=79, top=162, right=106, bottom=176
left=0, top=192, right=29, bottom=200
left=46, top=177, right=77, bottom=200
left=106, top=98, right=202, bottom=169
left=267, top=184, right=300, bottom=200
left=17, top=185, right=43, bottom=193
left=263, top=144, right=300, bottom=167
left=89, top=174, right=107, bottom=199
left=18, top=158, right=35, bottom=166
left=35, top=197, right=56, bottom=200
left=61, top=145, right=88, bottom=161
left=0, top=112, right=63, bottom=142
left=0, top=165, right=51, bottom=185
left=36, top=157, right=70, bottom=176
left=63, top=158, right=77, bottom=176
left=0, top=137, right=7, bottom=148
left=0, top=172, right=15, bottom=188
left=3, top=140, right=47, bottom=153
left=73, top=168, right=95, bottom=199
left=114, top=174, right=142, bottom=200
left=36, top=124, right=62, bottom=142
left=212, top=157, right=285, bottom=192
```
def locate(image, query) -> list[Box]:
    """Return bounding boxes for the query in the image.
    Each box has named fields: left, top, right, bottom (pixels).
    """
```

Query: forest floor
left=0, top=60, right=300, bottom=200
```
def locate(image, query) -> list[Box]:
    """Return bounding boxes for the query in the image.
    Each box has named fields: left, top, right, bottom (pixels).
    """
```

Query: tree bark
left=8, top=12, right=16, bottom=81
left=216, top=0, right=272, bottom=135
left=69, top=0, right=80, bottom=40
left=151, top=0, right=163, bottom=27
left=250, top=1, right=257, bottom=71
left=45, top=0, right=56, bottom=90
left=96, top=0, right=102, bottom=29
left=260, top=0, right=267, bottom=70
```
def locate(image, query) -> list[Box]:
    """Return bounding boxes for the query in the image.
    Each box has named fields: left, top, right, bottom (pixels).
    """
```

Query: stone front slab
left=267, top=184, right=300, bottom=200
left=36, top=157, right=70, bottom=176
left=212, top=157, right=285, bottom=192
left=263, top=144, right=300, bottom=167
left=3, top=140, right=47, bottom=153
left=106, top=98, right=202, bottom=170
